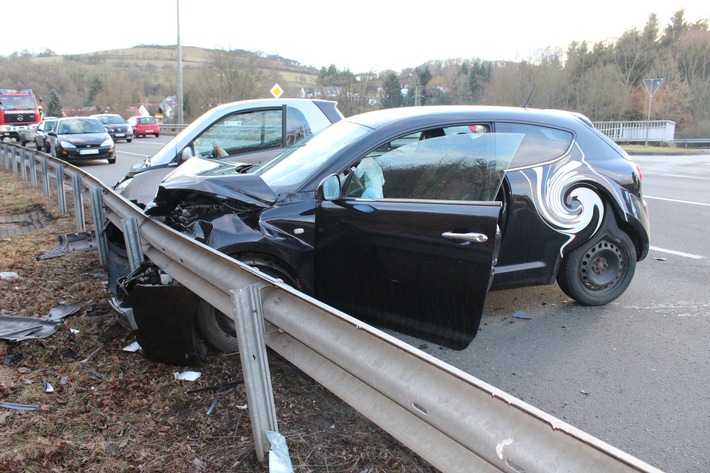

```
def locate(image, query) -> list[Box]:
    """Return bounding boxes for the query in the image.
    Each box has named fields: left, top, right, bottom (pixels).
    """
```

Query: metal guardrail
left=671, top=138, right=710, bottom=148
left=1, top=142, right=664, bottom=473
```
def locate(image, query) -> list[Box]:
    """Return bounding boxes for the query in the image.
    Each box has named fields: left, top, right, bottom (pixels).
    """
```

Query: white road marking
left=645, top=195, right=710, bottom=207
left=650, top=246, right=703, bottom=259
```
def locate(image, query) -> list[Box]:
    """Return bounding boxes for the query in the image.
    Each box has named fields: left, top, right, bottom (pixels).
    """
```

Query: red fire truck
left=0, top=89, right=43, bottom=145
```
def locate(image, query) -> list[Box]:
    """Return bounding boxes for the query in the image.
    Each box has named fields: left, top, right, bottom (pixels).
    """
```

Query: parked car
left=48, top=116, right=116, bottom=164
left=92, top=114, right=133, bottom=142
left=33, top=116, right=58, bottom=152
left=115, top=105, right=650, bottom=361
left=127, top=115, right=160, bottom=138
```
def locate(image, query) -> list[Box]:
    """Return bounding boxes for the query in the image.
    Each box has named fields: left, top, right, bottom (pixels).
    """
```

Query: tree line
left=1, top=9, right=707, bottom=138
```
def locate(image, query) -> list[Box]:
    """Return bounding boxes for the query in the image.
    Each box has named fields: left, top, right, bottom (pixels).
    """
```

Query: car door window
left=192, top=108, right=312, bottom=160
left=345, top=125, right=523, bottom=202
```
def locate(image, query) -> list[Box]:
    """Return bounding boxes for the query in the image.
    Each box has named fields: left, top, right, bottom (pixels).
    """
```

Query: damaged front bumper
left=111, top=263, right=208, bottom=365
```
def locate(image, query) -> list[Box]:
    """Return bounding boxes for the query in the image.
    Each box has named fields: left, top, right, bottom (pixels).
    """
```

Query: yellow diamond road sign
left=270, top=84, right=283, bottom=98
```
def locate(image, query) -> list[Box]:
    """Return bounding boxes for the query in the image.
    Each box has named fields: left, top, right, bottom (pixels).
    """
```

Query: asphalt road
left=79, top=141, right=709, bottom=473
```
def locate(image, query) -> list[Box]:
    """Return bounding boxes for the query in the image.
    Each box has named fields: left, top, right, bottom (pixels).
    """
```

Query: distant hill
left=31, top=44, right=321, bottom=93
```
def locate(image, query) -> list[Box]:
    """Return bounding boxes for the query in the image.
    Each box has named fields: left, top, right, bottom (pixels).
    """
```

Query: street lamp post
left=643, top=78, right=663, bottom=146
left=176, top=0, right=184, bottom=125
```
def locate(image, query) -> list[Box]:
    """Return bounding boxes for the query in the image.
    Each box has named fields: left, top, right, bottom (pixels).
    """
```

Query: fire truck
left=0, top=89, right=43, bottom=145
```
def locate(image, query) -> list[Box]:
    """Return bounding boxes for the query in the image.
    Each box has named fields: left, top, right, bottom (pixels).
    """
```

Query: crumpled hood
left=146, top=170, right=278, bottom=216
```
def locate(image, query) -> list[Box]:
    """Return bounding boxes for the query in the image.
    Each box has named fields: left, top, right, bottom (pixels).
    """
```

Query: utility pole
left=176, top=0, right=184, bottom=124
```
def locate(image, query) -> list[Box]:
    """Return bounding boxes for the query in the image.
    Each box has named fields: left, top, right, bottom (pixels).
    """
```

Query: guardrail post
left=11, top=147, right=18, bottom=174
left=90, top=189, right=109, bottom=267
left=56, top=163, right=66, bottom=213
left=20, top=148, right=27, bottom=180
left=122, top=217, right=144, bottom=272
left=231, top=284, right=278, bottom=464
left=72, top=174, right=85, bottom=232
left=41, top=157, right=50, bottom=197
left=29, top=151, right=38, bottom=187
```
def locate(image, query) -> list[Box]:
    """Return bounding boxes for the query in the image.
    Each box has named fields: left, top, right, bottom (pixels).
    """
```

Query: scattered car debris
left=43, top=301, right=84, bottom=322
left=0, top=272, right=19, bottom=281
left=80, top=347, right=102, bottom=363
left=654, top=257, right=667, bottom=261
left=174, top=371, right=201, bottom=381
left=122, top=341, right=141, bottom=352
left=0, top=316, right=61, bottom=341
left=514, top=310, right=531, bottom=320
left=43, top=379, right=54, bottom=393
left=38, top=231, right=98, bottom=260
left=0, top=402, right=41, bottom=411
left=267, top=430, right=294, bottom=473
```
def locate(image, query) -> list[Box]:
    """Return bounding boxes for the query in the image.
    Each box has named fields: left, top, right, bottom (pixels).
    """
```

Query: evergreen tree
left=86, top=76, right=104, bottom=106
left=46, top=89, right=62, bottom=117
left=380, top=73, right=403, bottom=108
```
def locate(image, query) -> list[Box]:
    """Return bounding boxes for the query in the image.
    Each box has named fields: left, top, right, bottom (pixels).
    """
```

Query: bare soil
left=0, top=169, right=436, bottom=472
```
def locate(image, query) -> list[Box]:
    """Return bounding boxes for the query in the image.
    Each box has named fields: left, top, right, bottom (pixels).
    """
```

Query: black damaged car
left=117, top=105, right=649, bottom=360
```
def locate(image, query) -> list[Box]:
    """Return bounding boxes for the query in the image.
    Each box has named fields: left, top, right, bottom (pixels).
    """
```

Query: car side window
left=192, top=109, right=294, bottom=159
left=344, top=124, right=521, bottom=202
left=495, top=123, right=573, bottom=168
left=286, top=107, right=313, bottom=145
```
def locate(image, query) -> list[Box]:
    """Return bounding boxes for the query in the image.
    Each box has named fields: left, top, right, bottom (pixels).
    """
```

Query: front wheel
left=195, top=254, right=297, bottom=353
left=557, top=226, right=636, bottom=306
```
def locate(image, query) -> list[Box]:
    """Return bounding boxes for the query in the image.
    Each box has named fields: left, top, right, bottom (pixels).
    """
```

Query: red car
left=127, top=115, right=160, bottom=138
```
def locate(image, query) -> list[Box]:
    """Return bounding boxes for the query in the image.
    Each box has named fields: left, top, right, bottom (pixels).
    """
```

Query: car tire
left=107, top=156, right=116, bottom=164
left=155, top=133, right=160, bottom=138
left=557, top=217, right=636, bottom=306
left=195, top=254, right=297, bottom=353
left=127, top=138, right=133, bottom=143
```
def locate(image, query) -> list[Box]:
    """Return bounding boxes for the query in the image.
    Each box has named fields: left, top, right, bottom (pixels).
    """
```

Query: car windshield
left=253, top=121, right=370, bottom=192
left=0, top=96, right=37, bottom=110
left=58, top=119, right=105, bottom=134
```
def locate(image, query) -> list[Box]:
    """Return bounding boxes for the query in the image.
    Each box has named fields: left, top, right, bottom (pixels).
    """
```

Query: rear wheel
left=557, top=223, right=636, bottom=306
left=195, top=254, right=296, bottom=353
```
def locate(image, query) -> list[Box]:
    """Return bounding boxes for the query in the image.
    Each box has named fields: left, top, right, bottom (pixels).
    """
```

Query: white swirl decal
left=522, top=145, right=605, bottom=254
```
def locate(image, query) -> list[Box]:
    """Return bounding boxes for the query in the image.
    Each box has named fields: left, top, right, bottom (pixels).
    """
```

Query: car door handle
left=441, top=231, right=488, bottom=243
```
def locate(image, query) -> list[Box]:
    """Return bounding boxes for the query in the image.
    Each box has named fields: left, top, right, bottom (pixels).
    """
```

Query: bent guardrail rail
left=1, top=142, right=664, bottom=473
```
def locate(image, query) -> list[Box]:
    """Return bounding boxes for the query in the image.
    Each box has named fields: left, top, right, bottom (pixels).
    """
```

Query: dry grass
left=0, top=168, right=435, bottom=472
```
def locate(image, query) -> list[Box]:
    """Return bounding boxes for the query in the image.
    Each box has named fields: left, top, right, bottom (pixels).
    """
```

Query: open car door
left=314, top=130, right=522, bottom=349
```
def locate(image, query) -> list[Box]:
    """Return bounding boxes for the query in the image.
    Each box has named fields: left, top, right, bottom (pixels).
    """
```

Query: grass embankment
left=0, top=170, right=434, bottom=473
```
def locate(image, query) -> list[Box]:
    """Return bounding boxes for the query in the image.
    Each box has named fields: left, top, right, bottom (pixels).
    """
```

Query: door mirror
left=319, top=174, right=341, bottom=201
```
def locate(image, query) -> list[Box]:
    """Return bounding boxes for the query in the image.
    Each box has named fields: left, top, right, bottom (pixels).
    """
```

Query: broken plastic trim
left=38, top=231, right=98, bottom=260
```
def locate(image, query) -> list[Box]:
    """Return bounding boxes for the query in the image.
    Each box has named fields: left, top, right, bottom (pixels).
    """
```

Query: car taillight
left=632, top=161, right=643, bottom=181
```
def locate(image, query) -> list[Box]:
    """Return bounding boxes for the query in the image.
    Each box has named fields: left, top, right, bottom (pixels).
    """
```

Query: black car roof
left=346, top=106, right=589, bottom=131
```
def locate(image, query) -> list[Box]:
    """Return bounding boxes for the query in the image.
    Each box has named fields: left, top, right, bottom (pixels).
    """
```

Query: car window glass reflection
left=193, top=110, right=287, bottom=159
left=346, top=126, right=523, bottom=202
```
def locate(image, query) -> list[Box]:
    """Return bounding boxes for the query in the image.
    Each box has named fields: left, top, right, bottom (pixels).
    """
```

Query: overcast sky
left=3, top=1, right=707, bottom=72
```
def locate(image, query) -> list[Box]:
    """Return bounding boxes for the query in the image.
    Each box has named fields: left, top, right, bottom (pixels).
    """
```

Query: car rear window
left=496, top=123, right=573, bottom=169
